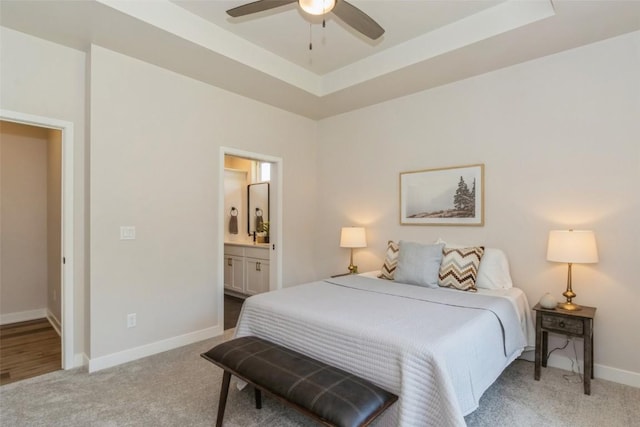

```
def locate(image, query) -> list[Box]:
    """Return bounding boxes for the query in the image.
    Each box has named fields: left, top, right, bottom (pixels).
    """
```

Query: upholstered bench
left=201, top=336, right=398, bottom=427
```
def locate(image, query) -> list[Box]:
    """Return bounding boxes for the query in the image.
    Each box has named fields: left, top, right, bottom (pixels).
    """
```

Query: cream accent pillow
left=394, top=241, right=445, bottom=288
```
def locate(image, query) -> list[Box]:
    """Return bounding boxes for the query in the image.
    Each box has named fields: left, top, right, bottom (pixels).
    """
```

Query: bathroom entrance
left=219, top=148, right=282, bottom=329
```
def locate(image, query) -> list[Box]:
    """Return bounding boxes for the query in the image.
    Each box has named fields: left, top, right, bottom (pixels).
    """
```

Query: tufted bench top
left=201, top=335, right=398, bottom=427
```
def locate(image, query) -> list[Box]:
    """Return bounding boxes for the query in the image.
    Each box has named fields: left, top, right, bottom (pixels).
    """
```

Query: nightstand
left=330, top=272, right=352, bottom=278
left=533, top=303, right=596, bottom=395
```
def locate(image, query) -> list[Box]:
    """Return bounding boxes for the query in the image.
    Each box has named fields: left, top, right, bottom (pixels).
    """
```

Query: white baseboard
left=520, top=349, right=640, bottom=388
left=88, top=325, right=224, bottom=373
left=0, top=308, right=47, bottom=325
left=593, top=363, right=640, bottom=388
left=46, top=309, right=62, bottom=336
left=74, top=353, right=89, bottom=369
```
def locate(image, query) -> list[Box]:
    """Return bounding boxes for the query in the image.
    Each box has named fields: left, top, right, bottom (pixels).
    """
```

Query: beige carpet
left=1, top=329, right=638, bottom=426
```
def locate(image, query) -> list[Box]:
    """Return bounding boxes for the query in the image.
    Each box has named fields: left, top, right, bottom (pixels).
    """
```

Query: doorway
left=219, top=147, right=282, bottom=331
left=0, top=120, right=61, bottom=383
left=0, top=109, right=75, bottom=371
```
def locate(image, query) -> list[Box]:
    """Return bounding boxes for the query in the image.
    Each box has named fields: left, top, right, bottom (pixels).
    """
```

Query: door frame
left=219, top=147, right=283, bottom=327
left=1, top=109, right=75, bottom=370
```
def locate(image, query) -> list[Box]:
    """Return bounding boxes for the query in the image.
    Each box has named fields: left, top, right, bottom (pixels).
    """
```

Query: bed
left=234, top=242, right=535, bottom=427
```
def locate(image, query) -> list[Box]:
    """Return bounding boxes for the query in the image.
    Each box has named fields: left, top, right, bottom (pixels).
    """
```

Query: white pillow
left=476, top=248, right=513, bottom=289
left=436, top=239, right=513, bottom=289
left=394, top=241, right=445, bottom=288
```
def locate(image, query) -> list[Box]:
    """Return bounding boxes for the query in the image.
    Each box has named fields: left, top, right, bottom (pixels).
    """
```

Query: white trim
left=47, top=309, right=62, bottom=336
left=546, top=353, right=640, bottom=389
left=0, top=309, right=47, bottom=325
left=0, top=109, right=75, bottom=370
left=594, top=364, right=640, bottom=389
left=219, top=147, right=284, bottom=331
left=88, top=325, right=223, bottom=372
left=521, top=350, right=640, bottom=388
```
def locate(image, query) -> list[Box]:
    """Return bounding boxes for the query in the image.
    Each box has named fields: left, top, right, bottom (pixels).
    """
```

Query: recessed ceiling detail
left=102, top=0, right=556, bottom=96
left=1, top=0, right=639, bottom=119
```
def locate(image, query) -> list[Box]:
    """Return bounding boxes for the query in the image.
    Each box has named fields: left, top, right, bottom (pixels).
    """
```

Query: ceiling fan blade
left=227, top=0, right=297, bottom=18
left=332, top=0, right=384, bottom=40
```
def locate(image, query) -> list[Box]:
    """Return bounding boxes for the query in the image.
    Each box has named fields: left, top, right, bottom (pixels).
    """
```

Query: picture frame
left=400, top=164, right=484, bottom=226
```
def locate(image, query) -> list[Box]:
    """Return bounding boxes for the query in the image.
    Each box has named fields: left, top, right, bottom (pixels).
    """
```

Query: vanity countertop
left=224, top=241, right=270, bottom=249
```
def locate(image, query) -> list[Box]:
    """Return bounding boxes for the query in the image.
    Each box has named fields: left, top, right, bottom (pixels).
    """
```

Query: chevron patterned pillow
left=378, top=240, right=399, bottom=280
left=438, top=246, right=485, bottom=291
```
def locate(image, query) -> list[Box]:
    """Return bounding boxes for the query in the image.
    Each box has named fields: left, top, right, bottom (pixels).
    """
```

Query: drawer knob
left=559, top=321, right=565, bottom=328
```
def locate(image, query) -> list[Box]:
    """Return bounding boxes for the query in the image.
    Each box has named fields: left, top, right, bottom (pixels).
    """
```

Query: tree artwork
left=400, top=164, right=484, bottom=226
left=453, top=176, right=475, bottom=217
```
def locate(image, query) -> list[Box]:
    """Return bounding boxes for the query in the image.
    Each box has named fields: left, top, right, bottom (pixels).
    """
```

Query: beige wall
left=0, top=27, right=86, bottom=357
left=0, top=121, right=48, bottom=317
left=2, top=23, right=637, bottom=384
left=89, top=45, right=318, bottom=359
left=316, top=32, right=640, bottom=378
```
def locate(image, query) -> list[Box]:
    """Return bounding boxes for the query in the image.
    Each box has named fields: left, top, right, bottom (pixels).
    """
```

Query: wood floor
left=0, top=318, right=61, bottom=386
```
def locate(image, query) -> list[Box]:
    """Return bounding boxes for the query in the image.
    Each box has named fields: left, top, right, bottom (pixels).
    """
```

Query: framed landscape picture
left=400, top=164, right=484, bottom=226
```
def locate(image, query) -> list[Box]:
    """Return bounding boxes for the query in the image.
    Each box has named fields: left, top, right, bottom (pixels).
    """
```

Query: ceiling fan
left=226, top=0, right=385, bottom=40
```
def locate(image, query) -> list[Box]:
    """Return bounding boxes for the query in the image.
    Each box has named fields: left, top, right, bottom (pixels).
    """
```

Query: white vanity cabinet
left=224, top=244, right=270, bottom=296
left=223, top=245, right=245, bottom=293
left=245, top=247, right=270, bottom=295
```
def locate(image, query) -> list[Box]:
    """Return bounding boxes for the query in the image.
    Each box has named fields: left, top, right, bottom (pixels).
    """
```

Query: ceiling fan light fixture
left=299, top=0, right=336, bottom=16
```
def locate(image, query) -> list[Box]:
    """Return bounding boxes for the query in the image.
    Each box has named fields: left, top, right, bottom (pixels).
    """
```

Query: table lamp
left=546, top=230, right=598, bottom=311
left=340, top=227, right=367, bottom=274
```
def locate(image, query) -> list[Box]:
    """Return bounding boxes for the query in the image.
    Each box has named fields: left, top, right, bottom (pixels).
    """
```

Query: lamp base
left=557, top=301, right=582, bottom=311
left=347, top=264, right=358, bottom=274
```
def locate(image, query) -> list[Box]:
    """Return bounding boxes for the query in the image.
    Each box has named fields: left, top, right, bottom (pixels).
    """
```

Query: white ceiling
left=171, top=0, right=505, bottom=75
left=1, top=0, right=639, bottom=119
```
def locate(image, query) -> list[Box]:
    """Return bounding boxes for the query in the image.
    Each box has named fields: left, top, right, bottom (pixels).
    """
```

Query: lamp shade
left=547, top=230, right=598, bottom=264
left=340, top=227, right=366, bottom=248
left=299, top=0, right=335, bottom=15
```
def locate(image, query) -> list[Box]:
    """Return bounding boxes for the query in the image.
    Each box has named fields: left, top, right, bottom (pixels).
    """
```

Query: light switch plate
left=120, top=226, right=136, bottom=240
left=127, top=313, right=136, bottom=328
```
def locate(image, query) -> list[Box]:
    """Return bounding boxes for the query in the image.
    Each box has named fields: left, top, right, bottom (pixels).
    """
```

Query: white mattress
left=235, top=274, right=534, bottom=427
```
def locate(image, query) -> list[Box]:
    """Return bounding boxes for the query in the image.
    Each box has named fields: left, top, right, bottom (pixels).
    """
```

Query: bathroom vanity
left=224, top=243, right=270, bottom=296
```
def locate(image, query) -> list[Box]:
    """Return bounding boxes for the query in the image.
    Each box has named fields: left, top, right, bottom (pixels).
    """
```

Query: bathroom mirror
left=248, top=182, right=269, bottom=236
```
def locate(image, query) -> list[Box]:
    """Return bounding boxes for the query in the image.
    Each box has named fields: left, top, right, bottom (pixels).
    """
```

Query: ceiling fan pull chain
left=309, top=22, right=313, bottom=50
left=322, top=0, right=327, bottom=28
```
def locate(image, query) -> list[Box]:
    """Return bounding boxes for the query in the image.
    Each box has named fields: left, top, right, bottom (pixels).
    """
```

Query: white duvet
left=235, top=274, right=534, bottom=427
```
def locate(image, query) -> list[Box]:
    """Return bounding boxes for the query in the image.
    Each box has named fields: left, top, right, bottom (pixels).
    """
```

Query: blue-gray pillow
left=394, top=241, right=445, bottom=288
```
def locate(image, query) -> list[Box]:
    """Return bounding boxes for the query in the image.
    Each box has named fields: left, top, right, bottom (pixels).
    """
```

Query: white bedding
left=359, top=270, right=536, bottom=351
left=235, top=274, right=534, bottom=427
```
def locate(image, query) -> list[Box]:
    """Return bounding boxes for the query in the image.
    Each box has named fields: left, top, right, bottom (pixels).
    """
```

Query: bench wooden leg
left=255, top=388, right=262, bottom=409
left=217, top=371, right=231, bottom=427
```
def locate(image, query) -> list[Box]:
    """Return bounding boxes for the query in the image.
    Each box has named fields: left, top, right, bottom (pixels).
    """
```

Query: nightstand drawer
left=541, top=314, right=583, bottom=335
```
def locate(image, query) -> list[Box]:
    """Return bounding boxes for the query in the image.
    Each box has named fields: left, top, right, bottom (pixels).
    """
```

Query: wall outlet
left=127, top=313, right=137, bottom=328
